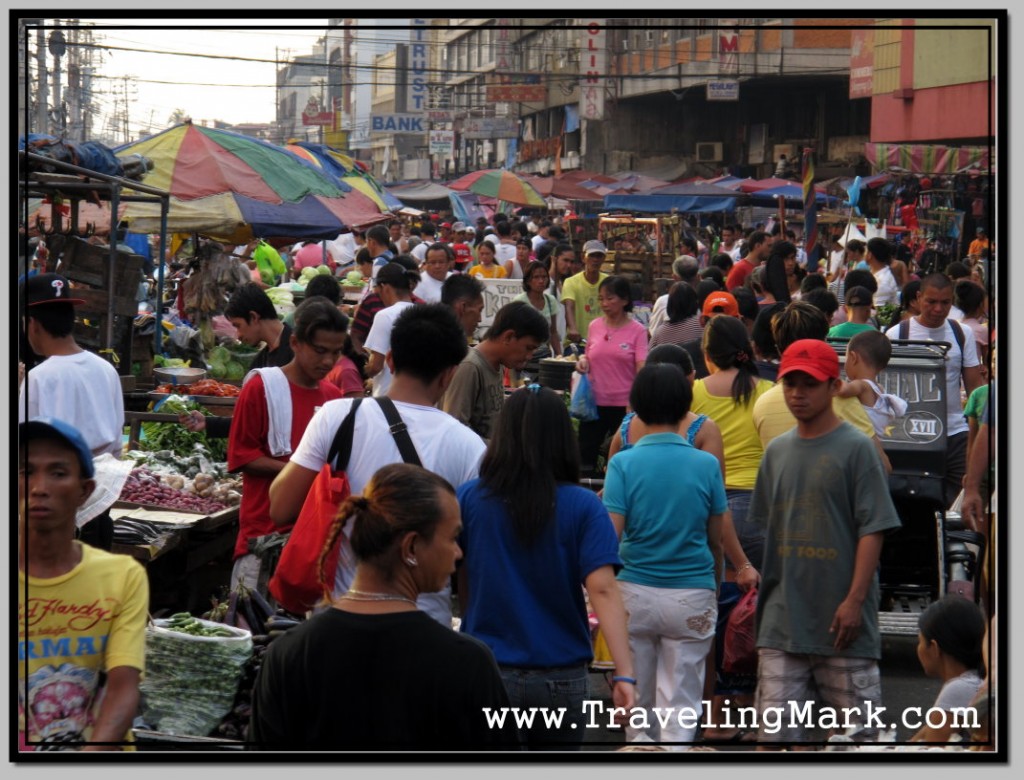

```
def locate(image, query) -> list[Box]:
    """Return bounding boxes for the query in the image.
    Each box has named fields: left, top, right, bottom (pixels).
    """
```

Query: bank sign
left=706, top=80, right=739, bottom=101
left=371, top=114, right=427, bottom=134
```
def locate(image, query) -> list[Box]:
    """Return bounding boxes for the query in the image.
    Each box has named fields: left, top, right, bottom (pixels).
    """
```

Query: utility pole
left=35, top=25, right=49, bottom=134
left=50, top=21, right=65, bottom=136
left=123, top=75, right=131, bottom=143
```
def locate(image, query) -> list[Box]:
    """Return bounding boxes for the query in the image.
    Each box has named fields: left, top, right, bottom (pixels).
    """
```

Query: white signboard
left=478, top=278, right=527, bottom=334
left=407, top=19, right=429, bottom=112
left=371, top=114, right=427, bottom=134
left=461, top=117, right=519, bottom=139
left=580, top=20, right=607, bottom=121
left=707, top=80, right=740, bottom=101
left=429, top=130, right=454, bottom=154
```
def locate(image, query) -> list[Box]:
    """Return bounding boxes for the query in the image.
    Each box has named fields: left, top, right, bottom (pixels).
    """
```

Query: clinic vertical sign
left=580, top=20, right=606, bottom=121
left=407, top=19, right=429, bottom=112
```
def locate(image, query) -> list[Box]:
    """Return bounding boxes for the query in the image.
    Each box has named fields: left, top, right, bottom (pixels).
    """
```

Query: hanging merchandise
left=900, top=204, right=920, bottom=232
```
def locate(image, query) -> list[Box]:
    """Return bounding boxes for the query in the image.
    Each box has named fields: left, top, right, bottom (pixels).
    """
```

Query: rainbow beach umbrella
left=115, top=123, right=386, bottom=244
left=447, top=168, right=546, bottom=208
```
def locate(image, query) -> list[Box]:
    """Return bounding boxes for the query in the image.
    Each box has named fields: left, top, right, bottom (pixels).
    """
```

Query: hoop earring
left=405, top=558, right=418, bottom=567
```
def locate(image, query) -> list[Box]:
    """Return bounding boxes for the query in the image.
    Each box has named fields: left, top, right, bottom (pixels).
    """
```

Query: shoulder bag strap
left=374, top=397, right=423, bottom=467
left=947, top=318, right=966, bottom=354
left=898, top=318, right=909, bottom=341
left=327, top=398, right=362, bottom=472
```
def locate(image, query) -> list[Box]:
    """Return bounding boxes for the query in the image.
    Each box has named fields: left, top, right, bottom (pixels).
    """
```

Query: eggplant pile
left=205, top=586, right=304, bottom=741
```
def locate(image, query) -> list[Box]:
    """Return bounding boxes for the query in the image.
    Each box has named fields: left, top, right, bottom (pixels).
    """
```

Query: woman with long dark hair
left=649, top=282, right=702, bottom=349
left=457, top=386, right=635, bottom=749
left=690, top=314, right=774, bottom=737
left=249, top=464, right=519, bottom=750
left=759, top=240, right=796, bottom=306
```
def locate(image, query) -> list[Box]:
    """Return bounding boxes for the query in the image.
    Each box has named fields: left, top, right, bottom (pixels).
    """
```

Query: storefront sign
left=849, top=28, right=875, bottom=99
left=719, top=23, right=739, bottom=74
left=580, top=20, right=606, bottom=121
left=461, top=117, right=519, bottom=139
left=371, top=114, right=426, bottom=134
left=407, top=19, right=429, bottom=111
left=486, top=84, right=547, bottom=103
left=429, top=130, right=454, bottom=154
left=707, top=80, right=739, bottom=101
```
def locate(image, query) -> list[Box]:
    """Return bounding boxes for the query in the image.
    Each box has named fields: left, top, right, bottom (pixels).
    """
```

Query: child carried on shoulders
left=837, top=329, right=908, bottom=438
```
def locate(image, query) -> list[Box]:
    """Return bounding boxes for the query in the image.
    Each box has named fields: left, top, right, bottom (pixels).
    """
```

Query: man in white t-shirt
left=269, top=303, right=486, bottom=625
left=19, top=273, right=124, bottom=551
left=885, top=273, right=984, bottom=506
left=415, top=243, right=453, bottom=304
left=866, top=237, right=900, bottom=307
left=531, top=220, right=552, bottom=254
left=364, top=262, right=419, bottom=397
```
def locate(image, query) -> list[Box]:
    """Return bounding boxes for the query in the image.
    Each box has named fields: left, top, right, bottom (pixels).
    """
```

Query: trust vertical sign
left=580, top=20, right=606, bottom=121
left=408, top=19, right=429, bottom=112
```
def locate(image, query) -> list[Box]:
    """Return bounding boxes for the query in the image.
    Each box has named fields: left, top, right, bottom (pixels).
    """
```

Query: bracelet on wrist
left=737, top=562, right=753, bottom=572
left=611, top=675, right=637, bottom=686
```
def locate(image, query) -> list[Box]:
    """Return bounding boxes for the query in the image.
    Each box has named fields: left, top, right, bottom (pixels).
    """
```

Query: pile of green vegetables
left=206, top=344, right=260, bottom=381
left=142, top=395, right=226, bottom=461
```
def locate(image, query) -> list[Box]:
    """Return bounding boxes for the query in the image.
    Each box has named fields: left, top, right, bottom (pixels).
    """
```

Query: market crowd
left=19, top=211, right=994, bottom=752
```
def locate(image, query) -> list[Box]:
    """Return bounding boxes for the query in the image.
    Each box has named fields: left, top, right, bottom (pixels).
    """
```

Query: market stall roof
left=607, top=173, right=672, bottom=192
left=706, top=175, right=752, bottom=190
left=559, top=169, right=617, bottom=184
left=283, top=141, right=405, bottom=212
left=521, top=175, right=604, bottom=201
left=388, top=182, right=457, bottom=202
left=737, top=177, right=828, bottom=194
left=748, top=184, right=837, bottom=205
left=115, top=123, right=386, bottom=242
left=616, top=160, right=690, bottom=183
left=603, top=184, right=740, bottom=214
left=864, top=142, right=991, bottom=174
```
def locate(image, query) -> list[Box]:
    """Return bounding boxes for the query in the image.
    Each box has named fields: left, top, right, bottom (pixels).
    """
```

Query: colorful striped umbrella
left=114, top=123, right=385, bottom=244
left=447, top=168, right=546, bottom=207
left=282, top=142, right=405, bottom=212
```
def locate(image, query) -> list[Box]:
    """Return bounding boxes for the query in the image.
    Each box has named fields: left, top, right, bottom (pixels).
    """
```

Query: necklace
left=340, top=588, right=417, bottom=607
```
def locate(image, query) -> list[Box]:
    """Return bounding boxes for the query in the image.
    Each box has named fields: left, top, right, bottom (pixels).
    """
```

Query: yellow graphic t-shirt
left=19, top=543, right=148, bottom=748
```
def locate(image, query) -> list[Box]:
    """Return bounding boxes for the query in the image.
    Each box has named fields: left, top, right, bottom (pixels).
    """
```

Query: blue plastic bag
left=570, top=373, right=599, bottom=422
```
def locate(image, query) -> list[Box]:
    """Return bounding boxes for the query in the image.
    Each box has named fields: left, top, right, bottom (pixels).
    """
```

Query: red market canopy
left=864, top=142, right=991, bottom=175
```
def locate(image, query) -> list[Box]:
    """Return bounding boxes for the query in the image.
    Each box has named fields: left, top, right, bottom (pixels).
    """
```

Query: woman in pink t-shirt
left=575, top=276, right=648, bottom=476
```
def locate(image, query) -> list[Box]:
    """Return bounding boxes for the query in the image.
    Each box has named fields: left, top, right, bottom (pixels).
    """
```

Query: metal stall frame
left=19, top=150, right=171, bottom=359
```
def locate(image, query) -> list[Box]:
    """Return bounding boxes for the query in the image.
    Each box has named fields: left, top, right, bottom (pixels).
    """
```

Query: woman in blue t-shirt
left=603, top=363, right=728, bottom=749
left=457, top=386, right=635, bottom=750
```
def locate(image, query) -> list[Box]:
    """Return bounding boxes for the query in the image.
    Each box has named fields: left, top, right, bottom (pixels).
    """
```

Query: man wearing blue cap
left=18, top=418, right=148, bottom=751
left=19, top=273, right=125, bottom=550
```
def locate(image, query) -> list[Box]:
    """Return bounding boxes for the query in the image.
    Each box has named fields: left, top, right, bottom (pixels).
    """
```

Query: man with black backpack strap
left=885, top=272, right=984, bottom=507
left=269, top=304, right=486, bottom=626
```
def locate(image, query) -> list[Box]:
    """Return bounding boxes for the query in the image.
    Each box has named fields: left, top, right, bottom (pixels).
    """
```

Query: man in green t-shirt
left=748, top=340, right=901, bottom=745
left=561, top=240, right=609, bottom=344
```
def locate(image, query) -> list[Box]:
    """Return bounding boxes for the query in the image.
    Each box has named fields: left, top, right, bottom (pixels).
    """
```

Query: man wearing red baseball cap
left=746, top=339, right=901, bottom=746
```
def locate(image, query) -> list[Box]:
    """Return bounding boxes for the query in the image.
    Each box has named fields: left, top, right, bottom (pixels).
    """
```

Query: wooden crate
left=607, top=252, right=675, bottom=303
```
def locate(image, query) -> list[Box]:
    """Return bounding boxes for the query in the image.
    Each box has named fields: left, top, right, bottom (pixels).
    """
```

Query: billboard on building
left=719, top=22, right=739, bottom=75
left=461, top=117, right=519, bottom=139
left=486, top=84, right=547, bottom=102
left=849, top=28, right=875, bottom=99
left=429, top=130, right=454, bottom=154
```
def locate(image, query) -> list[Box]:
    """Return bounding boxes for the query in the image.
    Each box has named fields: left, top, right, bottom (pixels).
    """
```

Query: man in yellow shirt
left=561, top=240, right=610, bottom=344
left=18, top=418, right=148, bottom=750
left=752, top=302, right=892, bottom=472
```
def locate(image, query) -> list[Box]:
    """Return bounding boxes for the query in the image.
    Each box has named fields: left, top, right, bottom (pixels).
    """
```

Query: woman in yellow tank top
left=690, top=313, right=773, bottom=740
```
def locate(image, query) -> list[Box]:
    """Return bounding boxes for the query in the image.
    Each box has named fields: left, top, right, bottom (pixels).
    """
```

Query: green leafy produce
left=317, top=264, right=332, bottom=275
left=344, top=271, right=365, bottom=287
left=142, top=395, right=227, bottom=461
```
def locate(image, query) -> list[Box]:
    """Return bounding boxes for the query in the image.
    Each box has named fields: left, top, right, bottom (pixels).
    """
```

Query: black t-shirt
left=249, top=608, right=521, bottom=751
left=251, top=322, right=294, bottom=370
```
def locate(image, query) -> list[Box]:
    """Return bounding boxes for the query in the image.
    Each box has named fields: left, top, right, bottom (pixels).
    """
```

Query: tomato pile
left=154, top=379, right=241, bottom=397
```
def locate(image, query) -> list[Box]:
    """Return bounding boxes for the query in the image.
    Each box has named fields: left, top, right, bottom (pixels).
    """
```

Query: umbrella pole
left=777, top=195, right=786, bottom=238
left=105, top=185, right=121, bottom=358
left=154, top=200, right=169, bottom=354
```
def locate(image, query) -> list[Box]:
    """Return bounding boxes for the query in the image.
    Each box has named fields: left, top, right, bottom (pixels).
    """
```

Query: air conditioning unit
left=773, top=143, right=797, bottom=162
left=696, top=142, right=723, bottom=162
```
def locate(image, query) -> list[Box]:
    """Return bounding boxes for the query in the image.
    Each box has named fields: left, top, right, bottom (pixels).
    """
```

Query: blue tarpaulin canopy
left=603, top=182, right=740, bottom=213
left=748, top=185, right=836, bottom=205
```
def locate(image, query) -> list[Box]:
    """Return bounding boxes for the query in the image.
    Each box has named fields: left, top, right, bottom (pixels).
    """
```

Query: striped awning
left=864, top=142, right=991, bottom=174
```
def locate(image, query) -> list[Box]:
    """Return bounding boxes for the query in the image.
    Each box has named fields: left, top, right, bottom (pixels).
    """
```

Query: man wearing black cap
left=19, top=274, right=124, bottom=550
left=19, top=417, right=148, bottom=749
left=365, top=260, right=421, bottom=396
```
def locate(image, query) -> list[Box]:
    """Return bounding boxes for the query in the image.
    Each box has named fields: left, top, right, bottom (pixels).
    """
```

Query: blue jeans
left=727, top=489, right=764, bottom=569
left=498, top=664, right=590, bottom=750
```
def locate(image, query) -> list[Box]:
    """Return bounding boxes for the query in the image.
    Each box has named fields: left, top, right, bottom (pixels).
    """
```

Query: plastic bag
left=140, top=618, right=252, bottom=737
left=570, top=373, right=599, bottom=421
left=722, top=587, right=758, bottom=676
